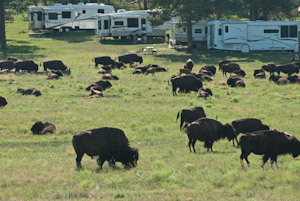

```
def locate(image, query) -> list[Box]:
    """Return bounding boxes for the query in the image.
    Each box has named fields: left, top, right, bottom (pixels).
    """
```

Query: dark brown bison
left=0, top=60, right=14, bottom=70
left=0, top=96, right=7, bottom=107
left=171, top=75, right=203, bottom=95
left=118, top=54, right=143, bottom=64
left=88, top=87, right=104, bottom=98
left=218, top=59, right=231, bottom=71
left=269, top=74, right=288, bottom=85
left=254, top=69, right=266, bottom=79
left=287, top=75, right=300, bottom=83
left=133, top=69, right=144, bottom=74
left=15, top=60, right=38, bottom=72
left=199, top=65, right=216, bottom=75
left=145, top=68, right=155, bottom=76
left=277, top=63, right=299, bottom=75
left=239, top=130, right=300, bottom=167
left=231, top=69, right=246, bottom=77
left=102, top=74, right=119, bottom=80
left=179, top=68, right=191, bottom=75
left=31, top=121, right=56, bottom=134
left=135, top=66, right=149, bottom=73
left=86, top=80, right=112, bottom=91
left=195, top=73, right=214, bottom=82
left=222, top=62, right=241, bottom=76
left=42, top=60, right=67, bottom=71
left=46, top=70, right=63, bottom=79
left=17, top=88, right=42, bottom=96
left=176, top=106, right=206, bottom=129
left=154, top=66, right=168, bottom=72
left=227, top=77, right=245, bottom=87
left=7, top=57, right=21, bottom=62
left=186, top=118, right=237, bottom=152
left=262, top=64, right=277, bottom=75
left=197, top=88, right=213, bottom=99
left=72, top=127, right=139, bottom=169
left=184, top=58, right=194, bottom=71
left=94, top=56, right=115, bottom=68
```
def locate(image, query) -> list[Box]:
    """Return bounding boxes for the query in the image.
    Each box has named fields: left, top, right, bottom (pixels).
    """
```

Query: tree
left=0, top=0, right=7, bottom=50
left=152, top=0, right=214, bottom=52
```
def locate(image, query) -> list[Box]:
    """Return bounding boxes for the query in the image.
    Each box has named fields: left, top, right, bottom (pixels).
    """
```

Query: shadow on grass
left=156, top=49, right=294, bottom=64
left=0, top=44, right=46, bottom=59
left=99, top=38, right=165, bottom=46
left=43, top=31, right=95, bottom=43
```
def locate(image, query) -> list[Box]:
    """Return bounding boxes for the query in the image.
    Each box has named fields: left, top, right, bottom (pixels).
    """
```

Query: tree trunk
left=253, top=0, right=259, bottom=20
left=144, top=0, right=147, bottom=10
left=262, top=0, right=268, bottom=20
left=0, top=0, right=7, bottom=50
left=216, top=6, right=222, bottom=20
left=186, top=18, right=193, bottom=53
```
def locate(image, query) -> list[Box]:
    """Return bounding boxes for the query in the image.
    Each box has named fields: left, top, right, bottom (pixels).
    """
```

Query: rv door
left=98, top=16, right=110, bottom=36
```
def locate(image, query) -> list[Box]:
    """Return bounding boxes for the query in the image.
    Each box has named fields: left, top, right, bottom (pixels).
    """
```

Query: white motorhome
left=207, top=20, right=300, bottom=52
left=28, top=3, right=115, bottom=32
left=95, top=10, right=171, bottom=40
left=170, top=20, right=208, bottom=49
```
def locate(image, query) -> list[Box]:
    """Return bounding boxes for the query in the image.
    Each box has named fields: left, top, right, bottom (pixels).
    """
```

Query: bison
left=199, top=65, right=216, bottom=75
left=7, top=57, right=21, bottom=62
left=231, top=69, right=246, bottom=77
left=0, top=96, right=7, bottom=107
left=222, top=62, right=241, bottom=76
left=72, top=127, right=139, bottom=170
left=88, top=87, right=104, bottom=98
left=179, top=68, right=191, bottom=75
left=145, top=68, right=156, bottom=76
left=94, top=56, right=115, bottom=68
left=176, top=106, right=206, bottom=130
left=184, top=58, right=194, bottom=71
left=0, top=60, right=14, bottom=70
left=14, top=60, right=38, bottom=72
left=171, top=75, right=203, bottom=95
left=287, top=75, right=300, bottom=83
left=17, top=88, right=42, bottom=96
left=197, top=88, right=213, bottom=99
left=227, top=77, right=245, bottom=87
left=31, top=121, right=56, bottom=135
left=86, top=80, right=112, bottom=91
left=118, top=54, right=143, bottom=64
left=239, top=130, right=300, bottom=167
left=254, top=69, right=266, bottom=79
left=262, top=64, right=277, bottom=75
left=102, top=74, right=119, bottom=80
left=218, top=59, right=231, bottom=71
left=269, top=74, right=288, bottom=85
left=186, top=118, right=237, bottom=152
left=277, top=63, right=299, bottom=75
left=42, top=60, right=67, bottom=71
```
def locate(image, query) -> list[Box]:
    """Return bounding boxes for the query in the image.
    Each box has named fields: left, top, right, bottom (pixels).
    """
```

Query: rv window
left=115, top=21, right=124, bottom=26
left=289, top=26, right=297, bottom=37
left=62, top=11, right=71, bottom=19
left=205, top=27, right=207, bottom=34
left=48, top=13, right=58, bottom=20
left=37, top=12, right=42, bottom=21
left=281, top=26, right=288, bottom=38
left=82, top=10, right=86, bottom=14
left=104, top=20, right=109, bottom=29
left=195, top=29, right=202, bottom=34
left=183, top=27, right=186, bottom=32
left=98, top=20, right=102, bottom=30
left=98, top=9, right=105, bottom=14
left=127, top=18, right=139, bottom=28
left=264, top=29, right=279, bottom=33
left=218, top=28, right=222, bottom=35
left=141, top=19, right=146, bottom=24
left=225, top=26, right=228, bottom=33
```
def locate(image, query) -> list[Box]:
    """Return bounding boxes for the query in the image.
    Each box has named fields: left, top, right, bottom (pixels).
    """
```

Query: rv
left=170, top=20, right=208, bottom=49
left=207, top=20, right=300, bottom=52
left=28, top=3, right=115, bottom=32
left=95, top=10, right=171, bottom=40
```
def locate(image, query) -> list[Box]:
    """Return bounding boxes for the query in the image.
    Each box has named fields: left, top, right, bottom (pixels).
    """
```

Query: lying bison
left=42, top=60, right=67, bottom=71
left=0, top=96, right=7, bottom=107
left=102, top=74, right=119, bottom=80
left=118, top=54, right=143, bottom=64
left=0, top=60, right=14, bottom=70
left=176, top=106, right=206, bottom=130
left=17, top=88, right=42, bottom=96
left=94, top=56, right=115, bottom=68
left=254, top=69, right=266, bottom=79
left=269, top=74, right=288, bottom=85
left=197, top=88, right=213, bottom=99
left=239, top=129, right=300, bottom=167
left=171, top=75, right=203, bottom=95
left=15, top=60, right=38, bottom=72
left=186, top=118, right=237, bottom=152
left=31, top=121, right=56, bottom=135
left=199, top=65, right=216, bottom=75
left=227, top=77, right=245, bottom=87
left=72, top=127, right=139, bottom=170
left=86, top=80, right=112, bottom=91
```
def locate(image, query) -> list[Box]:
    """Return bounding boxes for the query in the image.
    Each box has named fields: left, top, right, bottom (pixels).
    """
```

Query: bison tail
left=176, top=111, right=180, bottom=121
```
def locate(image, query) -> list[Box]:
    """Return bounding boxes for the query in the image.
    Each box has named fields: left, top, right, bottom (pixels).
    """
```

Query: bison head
left=137, top=56, right=143, bottom=64
left=291, top=138, right=300, bottom=158
left=123, top=147, right=139, bottom=168
left=31, top=121, right=45, bottom=134
left=224, top=123, right=237, bottom=141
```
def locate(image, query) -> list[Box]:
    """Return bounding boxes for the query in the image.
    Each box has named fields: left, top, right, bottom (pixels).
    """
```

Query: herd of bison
left=1, top=53, right=300, bottom=170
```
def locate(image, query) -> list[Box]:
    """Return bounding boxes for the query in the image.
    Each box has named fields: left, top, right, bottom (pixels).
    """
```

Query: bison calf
left=17, top=88, right=42, bottom=96
left=31, top=121, right=56, bottom=135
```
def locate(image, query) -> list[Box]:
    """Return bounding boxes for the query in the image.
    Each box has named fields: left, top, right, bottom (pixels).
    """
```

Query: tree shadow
left=0, top=44, right=46, bottom=60
left=43, top=31, right=95, bottom=43
left=99, top=38, right=165, bottom=46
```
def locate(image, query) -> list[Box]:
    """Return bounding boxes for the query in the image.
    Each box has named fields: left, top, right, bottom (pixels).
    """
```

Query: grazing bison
left=17, top=88, right=42, bottom=96
left=72, top=127, right=139, bottom=169
left=222, top=62, right=241, bottom=76
left=218, top=59, right=231, bottom=71
left=199, top=65, right=216, bottom=75
left=0, top=60, right=14, bottom=70
left=227, top=77, right=245, bottom=87
left=14, top=60, right=38, bottom=72
left=269, top=74, right=288, bottom=85
left=176, top=106, right=206, bottom=130
left=184, top=58, right=194, bottom=71
left=239, top=130, right=300, bottom=167
left=171, top=75, right=203, bottom=95
left=262, top=64, right=277, bottom=75
left=0, top=96, right=7, bottom=107
left=197, top=88, right=213, bottom=99
left=42, top=60, right=67, bottom=71
left=31, top=121, right=56, bottom=135
left=277, top=63, right=299, bottom=75
left=102, top=74, right=119, bottom=80
left=86, top=80, right=112, bottom=91
left=118, top=54, right=143, bottom=64
left=186, top=118, right=237, bottom=152
left=94, top=56, right=115, bottom=68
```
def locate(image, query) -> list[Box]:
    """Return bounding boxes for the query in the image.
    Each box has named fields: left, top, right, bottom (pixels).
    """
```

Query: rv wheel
left=58, top=28, right=64, bottom=33
left=127, top=35, right=133, bottom=40
left=65, top=28, right=70, bottom=32
left=241, top=45, right=250, bottom=53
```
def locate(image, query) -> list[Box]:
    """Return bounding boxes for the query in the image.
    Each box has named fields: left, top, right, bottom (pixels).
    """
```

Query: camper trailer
left=170, top=21, right=208, bottom=49
left=95, top=10, right=171, bottom=40
left=207, top=20, right=300, bottom=52
left=28, top=3, right=115, bottom=32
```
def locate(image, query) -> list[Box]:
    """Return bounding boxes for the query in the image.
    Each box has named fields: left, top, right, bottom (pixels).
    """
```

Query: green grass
left=1, top=15, right=300, bottom=200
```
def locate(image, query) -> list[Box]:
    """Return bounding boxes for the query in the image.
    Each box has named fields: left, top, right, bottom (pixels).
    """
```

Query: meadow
left=1, top=16, right=300, bottom=200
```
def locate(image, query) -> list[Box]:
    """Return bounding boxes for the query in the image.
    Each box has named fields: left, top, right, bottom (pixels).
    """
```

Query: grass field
left=1, top=15, right=300, bottom=200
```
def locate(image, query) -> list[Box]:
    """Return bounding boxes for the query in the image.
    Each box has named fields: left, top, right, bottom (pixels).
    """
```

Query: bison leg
left=188, top=139, right=193, bottom=152
left=108, top=159, right=116, bottom=168
left=191, top=139, right=197, bottom=153
left=240, top=150, right=250, bottom=167
left=262, top=155, right=270, bottom=168
left=76, top=153, right=84, bottom=169
left=97, top=157, right=106, bottom=170
left=270, top=156, right=278, bottom=168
